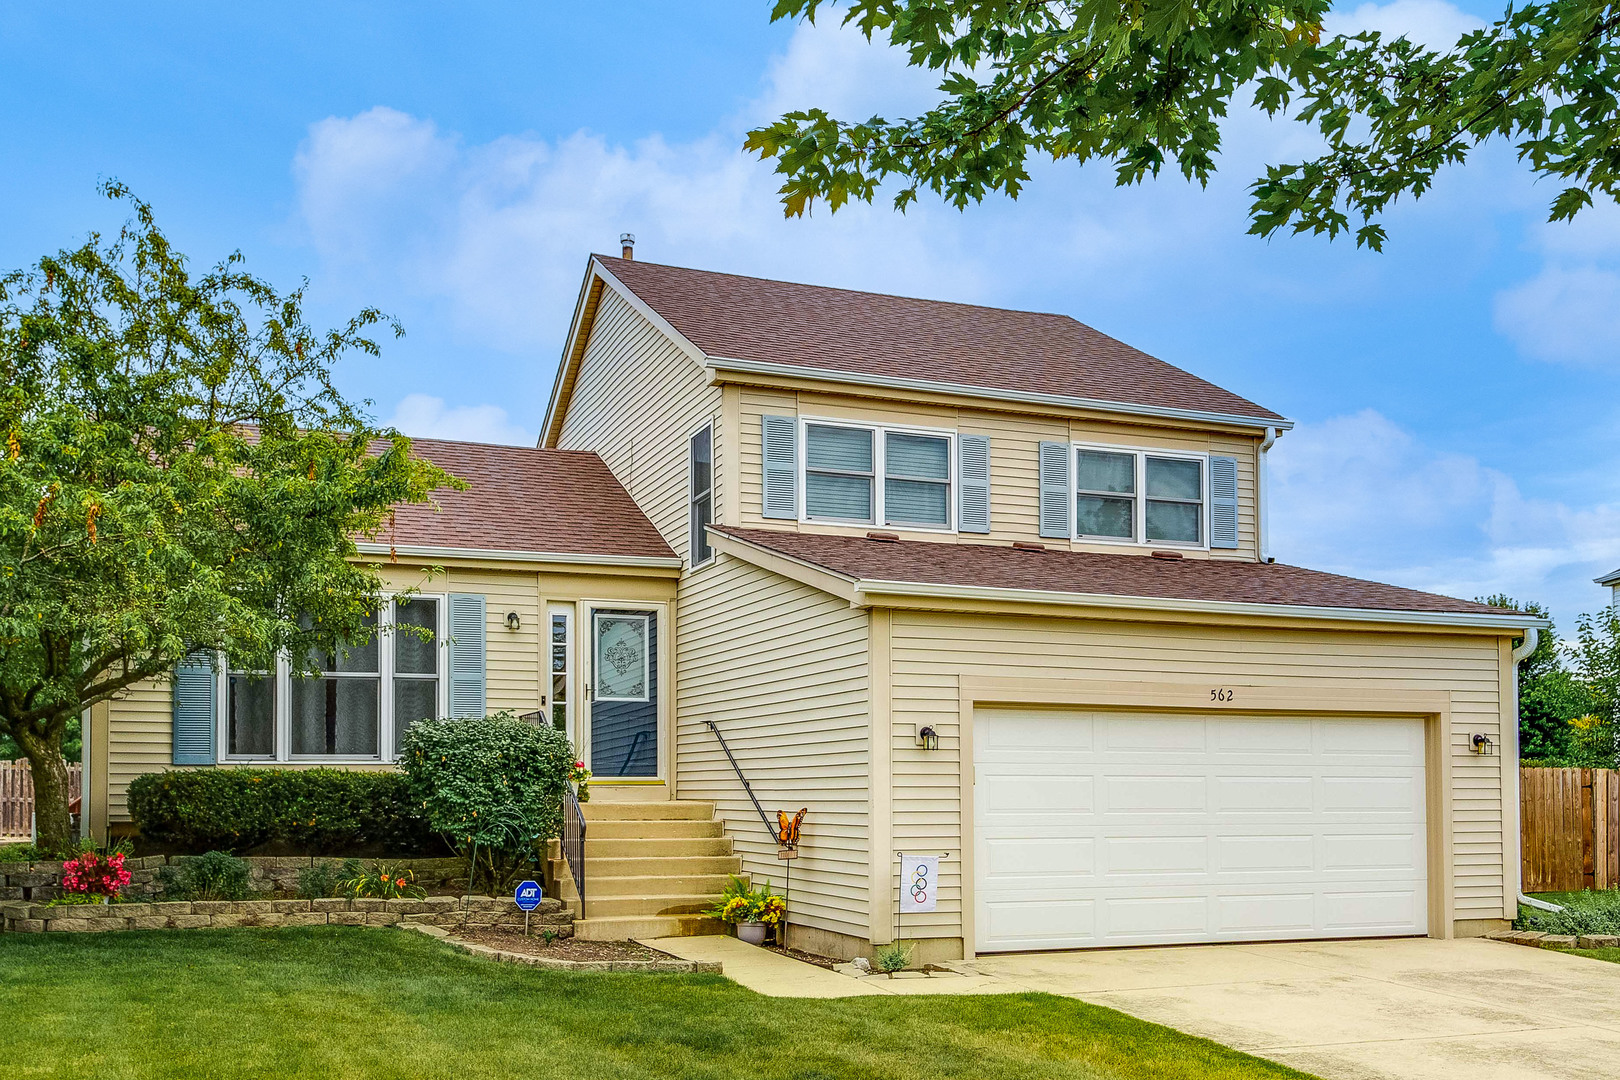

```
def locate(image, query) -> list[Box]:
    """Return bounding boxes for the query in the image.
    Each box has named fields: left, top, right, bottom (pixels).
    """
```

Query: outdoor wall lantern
left=1470, top=733, right=1496, bottom=755
left=505, top=611, right=521, bottom=631
left=916, top=725, right=939, bottom=750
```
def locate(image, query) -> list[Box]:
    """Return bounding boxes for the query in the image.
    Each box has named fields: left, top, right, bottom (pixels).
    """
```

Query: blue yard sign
left=514, top=880, right=543, bottom=911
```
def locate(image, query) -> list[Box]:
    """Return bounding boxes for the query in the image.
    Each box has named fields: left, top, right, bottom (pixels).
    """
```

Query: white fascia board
left=851, top=578, right=1552, bottom=631
left=1596, top=568, right=1620, bottom=586
left=705, top=356, right=1295, bottom=433
left=354, top=541, right=683, bottom=569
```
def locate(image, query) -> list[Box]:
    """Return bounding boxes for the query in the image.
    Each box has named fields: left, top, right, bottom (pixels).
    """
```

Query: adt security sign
left=514, top=880, right=543, bottom=911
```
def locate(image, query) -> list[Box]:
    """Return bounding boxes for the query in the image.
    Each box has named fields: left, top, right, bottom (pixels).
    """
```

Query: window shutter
left=958, top=434, right=990, bottom=534
left=1210, top=455, right=1239, bottom=549
left=447, top=593, right=487, bottom=718
left=761, top=415, right=798, bottom=519
left=171, top=651, right=217, bottom=765
left=1038, top=441, right=1071, bottom=539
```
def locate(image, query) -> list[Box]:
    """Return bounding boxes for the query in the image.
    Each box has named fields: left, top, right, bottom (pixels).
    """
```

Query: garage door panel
left=974, top=708, right=1428, bottom=951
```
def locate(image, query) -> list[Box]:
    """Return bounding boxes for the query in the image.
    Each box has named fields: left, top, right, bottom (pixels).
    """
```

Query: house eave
left=1596, top=568, right=1620, bottom=587
left=354, top=541, right=683, bottom=571
left=705, top=356, right=1294, bottom=433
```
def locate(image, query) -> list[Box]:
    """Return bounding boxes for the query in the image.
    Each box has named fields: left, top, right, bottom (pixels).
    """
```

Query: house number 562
left=1210, top=688, right=1236, bottom=702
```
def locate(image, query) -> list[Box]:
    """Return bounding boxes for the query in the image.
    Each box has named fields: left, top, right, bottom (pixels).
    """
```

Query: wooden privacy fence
left=1521, top=767, right=1620, bottom=893
left=0, top=760, right=84, bottom=841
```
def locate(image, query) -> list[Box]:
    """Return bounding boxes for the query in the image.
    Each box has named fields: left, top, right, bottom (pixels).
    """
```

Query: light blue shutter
left=447, top=593, right=487, bottom=718
left=958, top=434, right=990, bottom=534
left=1210, top=455, right=1239, bottom=549
left=762, top=415, right=798, bottom=519
left=171, top=652, right=217, bottom=765
left=1038, top=441, right=1071, bottom=539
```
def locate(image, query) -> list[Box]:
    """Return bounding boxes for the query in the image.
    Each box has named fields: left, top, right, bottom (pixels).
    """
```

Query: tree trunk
left=14, top=725, right=74, bottom=856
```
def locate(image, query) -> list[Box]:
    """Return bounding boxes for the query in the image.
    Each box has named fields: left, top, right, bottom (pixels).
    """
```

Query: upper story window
left=803, top=420, right=953, bottom=530
left=689, top=424, right=713, bottom=564
left=1060, top=444, right=1208, bottom=547
left=222, top=596, right=446, bottom=763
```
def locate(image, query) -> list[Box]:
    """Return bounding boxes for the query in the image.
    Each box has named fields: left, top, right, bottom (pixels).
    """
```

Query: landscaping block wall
left=0, top=894, right=572, bottom=935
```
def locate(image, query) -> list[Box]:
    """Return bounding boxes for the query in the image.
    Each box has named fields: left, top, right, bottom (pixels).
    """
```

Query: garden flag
left=900, top=854, right=938, bottom=914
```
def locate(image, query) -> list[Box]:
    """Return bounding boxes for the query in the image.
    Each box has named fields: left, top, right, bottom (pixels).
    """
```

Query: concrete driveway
left=972, top=938, right=1620, bottom=1080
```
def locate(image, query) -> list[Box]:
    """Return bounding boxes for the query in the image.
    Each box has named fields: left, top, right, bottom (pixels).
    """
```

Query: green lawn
left=0, top=927, right=1315, bottom=1080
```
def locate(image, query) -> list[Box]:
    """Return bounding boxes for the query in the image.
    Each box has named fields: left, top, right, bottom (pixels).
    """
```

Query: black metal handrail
left=617, top=729, right=650, bottom=777
left=704, top=720, right=780, bottom=845
left=561, top=786, right=587, bottom=913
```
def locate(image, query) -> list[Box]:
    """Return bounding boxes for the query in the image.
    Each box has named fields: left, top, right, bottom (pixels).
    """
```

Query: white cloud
left=1324, top=0, right=1487, bottom=48
left=1271, top=410, right=1620, bottom=620
left=1494, top=202, right=1620, bottom=367
left=384, top=393, right=533, bottom=446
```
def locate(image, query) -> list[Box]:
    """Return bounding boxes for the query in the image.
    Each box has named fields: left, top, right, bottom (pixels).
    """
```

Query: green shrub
left=157, top=850, right=254, bottom=901
left=401, top=713, right=575, bottom=893
left=296, top=859, right=359, bottom=900
left=127, top=768, right=437, bottom=855
left=340, top=860, right=426, bottom=900
left=0, top=843, right=43, bottom=862
left=873, top=941, right=915, bottom=974
left=1517, top=890, right=1620, bottom=936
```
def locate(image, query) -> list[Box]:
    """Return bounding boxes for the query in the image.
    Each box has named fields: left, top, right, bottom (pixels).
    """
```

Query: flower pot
left=736, top=921, right=768, bottom=946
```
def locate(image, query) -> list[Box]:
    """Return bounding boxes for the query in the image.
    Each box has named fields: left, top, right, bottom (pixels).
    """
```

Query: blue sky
left=3, top=2, right=1617, bottom=629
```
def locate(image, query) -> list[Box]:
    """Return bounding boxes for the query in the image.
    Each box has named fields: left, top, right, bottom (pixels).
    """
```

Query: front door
left=589, top=609, right=658, bottom=778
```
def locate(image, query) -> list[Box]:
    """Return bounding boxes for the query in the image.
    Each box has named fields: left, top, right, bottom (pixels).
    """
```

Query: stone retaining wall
left=1, top=855, right=468, bottom=902
left=0, top=894, right=572, bottom=935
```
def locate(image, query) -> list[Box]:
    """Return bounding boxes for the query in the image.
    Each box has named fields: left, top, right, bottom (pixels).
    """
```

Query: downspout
left=1508, top=629, right=1561, bottom=913
left=1259, top=427, right=1278, bottom=563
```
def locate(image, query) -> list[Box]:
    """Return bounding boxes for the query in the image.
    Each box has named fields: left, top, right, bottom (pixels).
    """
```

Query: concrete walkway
left=647, top=935, right=1620, bottom=1080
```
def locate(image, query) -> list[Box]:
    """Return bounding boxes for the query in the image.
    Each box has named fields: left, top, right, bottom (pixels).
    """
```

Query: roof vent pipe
left=620, top=233, right=635, bottom=260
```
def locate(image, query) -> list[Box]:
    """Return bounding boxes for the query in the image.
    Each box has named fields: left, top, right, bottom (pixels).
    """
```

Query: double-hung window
left=803, top=420, right=953, bottom=529
left=689, top=424, right=713, bottom=565
left=219, top=596, right=446, bottom=763
left=1073, top=445, right=1206, bottom=546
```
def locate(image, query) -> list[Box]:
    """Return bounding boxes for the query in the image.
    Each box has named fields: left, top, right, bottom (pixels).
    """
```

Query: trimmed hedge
left=127, top=768, right=438, bottom=855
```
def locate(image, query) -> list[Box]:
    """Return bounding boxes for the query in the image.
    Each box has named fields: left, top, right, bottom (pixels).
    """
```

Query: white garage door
left=973, top=708, right=1428, bottom=952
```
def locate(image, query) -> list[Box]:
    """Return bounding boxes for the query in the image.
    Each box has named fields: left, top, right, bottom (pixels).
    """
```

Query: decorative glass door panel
left=590, top=609, right=657, bottom=778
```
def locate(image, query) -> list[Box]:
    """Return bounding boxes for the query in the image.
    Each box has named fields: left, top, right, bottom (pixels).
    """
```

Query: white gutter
left=706, top=356, right=1295, bottom=433
left=353, top=542, right=683, bottom=569
left=1508, top=628, right=1559, bottom=915
left=1259, top=426, right=1278, bottom=563
left=851, top=577, right=1552, bottom=631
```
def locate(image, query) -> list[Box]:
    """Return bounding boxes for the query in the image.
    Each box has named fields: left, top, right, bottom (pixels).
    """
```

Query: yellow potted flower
left=704, top=875, right=786, bottom=946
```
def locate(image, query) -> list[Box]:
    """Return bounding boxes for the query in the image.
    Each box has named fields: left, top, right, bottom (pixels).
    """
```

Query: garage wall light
left=916, top=725, right=939, bottom=750
left=1469, top=733, right=1496, bottom=755
left=505, top=611, right=521, bottom=631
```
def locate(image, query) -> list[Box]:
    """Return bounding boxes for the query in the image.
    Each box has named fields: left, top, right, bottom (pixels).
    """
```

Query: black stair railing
left=704, top=720, right=780, bottom=845
left=561, top=785, right=587, bottom=913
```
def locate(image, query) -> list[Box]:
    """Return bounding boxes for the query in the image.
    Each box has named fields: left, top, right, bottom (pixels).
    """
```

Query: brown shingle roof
left=598, top=256, right=1285, bottom=424
left=711, top=526, right=1519, bottom=619
left=370, top=438, right=676, bottom=561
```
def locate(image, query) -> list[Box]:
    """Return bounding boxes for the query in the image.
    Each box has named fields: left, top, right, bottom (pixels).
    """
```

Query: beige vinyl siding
left=555, top=287, right=722, bottom=563
left=674, top=553, right=872, bottom=939
left=882, top=612, right=1507, bottom=942
left=105, top=679, right=178, bottom=821
left=735, top=387, right=1261, bottom=558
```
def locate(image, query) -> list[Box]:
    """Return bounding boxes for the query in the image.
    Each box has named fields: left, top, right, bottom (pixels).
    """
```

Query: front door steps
left=548, top=800, right=744, bottom=941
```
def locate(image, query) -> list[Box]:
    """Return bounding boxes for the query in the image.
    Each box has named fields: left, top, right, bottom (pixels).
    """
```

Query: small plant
left=541, top=927, right=558, bottom=946
left=340, top=861, right=426, bottom=900
left=0, top=842, right=44, bottom=862
left=60, top=838, right=133, bottom=901
left=156, top=850, right=254, bottom=901
left=296, top=859, right=359, bottom=900
left=703, top=875, right=786, bottom=925
left=873, top=940, right=915, bottom=976
left=569, top=759, right=592, bottom=803
left=1518, top=890, right=1620, bottom=936
left=47, top=891, right=111, bottom=907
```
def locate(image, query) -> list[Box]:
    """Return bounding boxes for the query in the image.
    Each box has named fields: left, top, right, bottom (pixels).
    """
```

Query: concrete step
left=584, top=819, right=724, bottom=840
left=583, top=893, right=722, bottom=918
left=573, top=872, right=748, bottom=899
left=584, top=836, right=734, bottom=858
left=550, top=854, right=744, bottom=882
left=573, top=913, right=727, bottom=941
left=581, top=801, right=716, bottom=822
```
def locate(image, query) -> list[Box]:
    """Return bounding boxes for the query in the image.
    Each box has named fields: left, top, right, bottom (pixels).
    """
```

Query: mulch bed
left=762, top=943, right=840, bottom=969
left=452, top=928, right=671, bottom=963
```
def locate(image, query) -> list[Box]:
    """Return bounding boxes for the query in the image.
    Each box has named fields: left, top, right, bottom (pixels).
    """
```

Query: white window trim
left=798, top=415, right=958, bottom=533
left=1070, top=442, right=1210, bottom=550
left=688, top=420, right=715, bottom=567
left=592, top=611, right=652, bottom=703
left=216, top=593, right=449, bottom=765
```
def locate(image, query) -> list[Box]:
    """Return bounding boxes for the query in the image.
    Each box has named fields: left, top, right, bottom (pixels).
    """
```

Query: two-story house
left=83, top=250, right=1544, bottom=963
